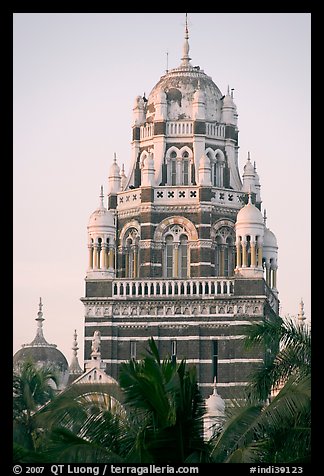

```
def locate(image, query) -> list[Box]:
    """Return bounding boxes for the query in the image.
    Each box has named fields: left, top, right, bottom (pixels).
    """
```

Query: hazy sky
left=13, top=12, right=311, bottom=366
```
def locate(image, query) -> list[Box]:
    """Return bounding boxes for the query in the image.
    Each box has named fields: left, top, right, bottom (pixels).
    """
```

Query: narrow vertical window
left=171, top=340, right=177, bottom=365
left=224, top=245, right=229, bottom=277
left=166, top=235, right=174, bottom=277
left=183, top=160, right=189, bottom=185
left=213, top=163, right=217, bottom=186
left=179, top=235, right=188, bottom=278
left=212, top=340, right=218, bottom=381
left=130, top=341, right=136, bottom=360
left=171, top=160, right=177, bottom=185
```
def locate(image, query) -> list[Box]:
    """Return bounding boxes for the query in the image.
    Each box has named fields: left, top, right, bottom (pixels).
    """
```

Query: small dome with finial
left=223, top=85, right=235, bottom=108
left=236, top=190, right=264, bottom=226
left=88, top=186, right=115, bottom=229
left=243, top=151, right=255, bottom=175
left=263, top=209, right=278, bottom=248
left=109, top=152, right=120, bottom=177
left=13, top=298, right=69, bottom=389
left=205, top=377, right=225, bottom=416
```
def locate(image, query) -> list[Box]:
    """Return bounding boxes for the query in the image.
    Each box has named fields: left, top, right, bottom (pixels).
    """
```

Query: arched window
left=165, top=235, right=174, bottom=277
left=163, top=225, right=189, bottom=278
left=166, top=148, right=193, bottom=186
left=213, top=225, right=235, bottom=276
left=179, top=235, right=188, bottom=277
left=182, top=151, right=190, bottom=185
left=169, top=151, right=177, bottom=185
left=123, top=228, right=139, bottom=278
left=209, top=149, right=225, bottom=187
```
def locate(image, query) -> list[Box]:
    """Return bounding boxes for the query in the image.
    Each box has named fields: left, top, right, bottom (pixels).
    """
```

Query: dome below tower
left=13, top=298, right=69, bottom=390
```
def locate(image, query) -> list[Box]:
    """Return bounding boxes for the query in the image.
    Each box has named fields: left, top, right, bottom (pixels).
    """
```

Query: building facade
left=81, top=20, right=279, bottom=400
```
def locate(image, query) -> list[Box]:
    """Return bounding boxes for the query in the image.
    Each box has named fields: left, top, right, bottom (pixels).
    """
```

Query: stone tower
left=81, top=17, right=279, bottom=400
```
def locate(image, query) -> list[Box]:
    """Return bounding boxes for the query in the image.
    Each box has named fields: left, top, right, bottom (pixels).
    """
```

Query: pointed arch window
left=214, top=226, right=235, bottom=276
left=166, top=148, right=193, bottom=186
left=123, top=228, right=139, bottom=278
left=209, top=150, right=225, bottom=187
left=163, top=225, right=189, bottom=278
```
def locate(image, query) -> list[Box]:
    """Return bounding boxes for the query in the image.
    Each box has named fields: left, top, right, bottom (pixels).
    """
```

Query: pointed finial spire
left=72, top=329, right=79, bottom=356
left=248, top=185, right=252, bottom=204
left=113, top=152, right=117, bottom=163
left=69, top=329, right=83, bottom=375
left=166, top=50, right=169, bottom=73
left=297, top=298, right=306, bottom=322
left=181, top=13, right=191, bottom=66
left=247, top=151, right=251, bottom=161
left=213, top=376, right=218, bottom=395
left=227, top=85, right=230, bottom=96
left=36, top=297, right=45, bottom=336
left=100, top=185, right=104, bottom=207
left=263, top=209, right=267, bottom=225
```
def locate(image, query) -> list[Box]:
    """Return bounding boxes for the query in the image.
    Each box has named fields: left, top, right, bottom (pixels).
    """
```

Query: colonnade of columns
left=263, top=258, right=278, bottom=289
left=88, top=241, right=115, bottom=271
left=235, top=237, right=263, bottom=268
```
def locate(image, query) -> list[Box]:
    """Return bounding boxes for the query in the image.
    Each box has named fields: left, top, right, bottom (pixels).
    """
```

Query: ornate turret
left=13, top=298, right=69, bottom=390
left=235, top=190, right=264, bottom=278
left=87, top=186, right=116, bottom=279
left=297, top=298, right=306, bottom=324
left=203, top=378, right=226, bottom=439
left=108, top=153, right=121, bottom=195
left=262, top=209, right=278, bottom=293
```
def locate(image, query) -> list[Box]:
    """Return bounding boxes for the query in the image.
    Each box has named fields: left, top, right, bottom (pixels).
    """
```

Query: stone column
left=257, top=245, right=263, bottom=268
left=88, top=244, right=93, bottom=269
left=230, top=245, right=236, bottom=275
left=93, top=243, right=99, bottom=269
left=236, top=239, right=241, bottom=268
left=272, top=266, right=277, bottom=289
left=250, top=239, right=256, bottom=267
left=125, top=248, right=129, bottom=277
left=174, top=243, right=179, bottom=277
left=241, top=239, right=247, bottom=267
left=176, top=157, right=182, bottom=185
left=219, top=245, right=225, bottom=276
left=133, top=246, right=138, bottom=278
left=100, top=244, right=106, bottom=270
left=265, top=260, right=270, bottom=285
left=108, top=246, right=115, bottom=269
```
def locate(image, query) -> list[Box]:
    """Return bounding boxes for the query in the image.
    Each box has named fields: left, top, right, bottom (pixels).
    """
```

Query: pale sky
left=13, top=12, right=311, bottom=366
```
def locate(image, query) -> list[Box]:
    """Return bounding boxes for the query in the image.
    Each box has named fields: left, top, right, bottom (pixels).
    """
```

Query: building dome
left=206, top=385, right=225, bottom=416
left=243, top=156, right=255, bottom=175
left=13, top=298, right=69, bottom=389
left=264, top=227, right=278, bottom=248
left=146, top=66, right=223, bottom=123
left=88, top=207, right=114, bottom=229
left=223, top=91, right=235, bottom=108
left=88, top=186, right=115, bottom=229
left=109, top=154, right=120, bottom=177
left=236, top=196, right=264, bottom=226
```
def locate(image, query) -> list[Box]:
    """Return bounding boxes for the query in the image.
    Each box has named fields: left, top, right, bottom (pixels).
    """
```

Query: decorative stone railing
left=112, top=278, right=234, bottom=298
left=205, top=122, right=226, bottom=138
left=117, top=189, right=141, bottom=210
left=166, top=121, right=193, bottom=136
left=154, top=186, right=199, bottom=204
left=211, top=188, right=245, bottom=208
left=140, top=123, right=154, bottom=140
